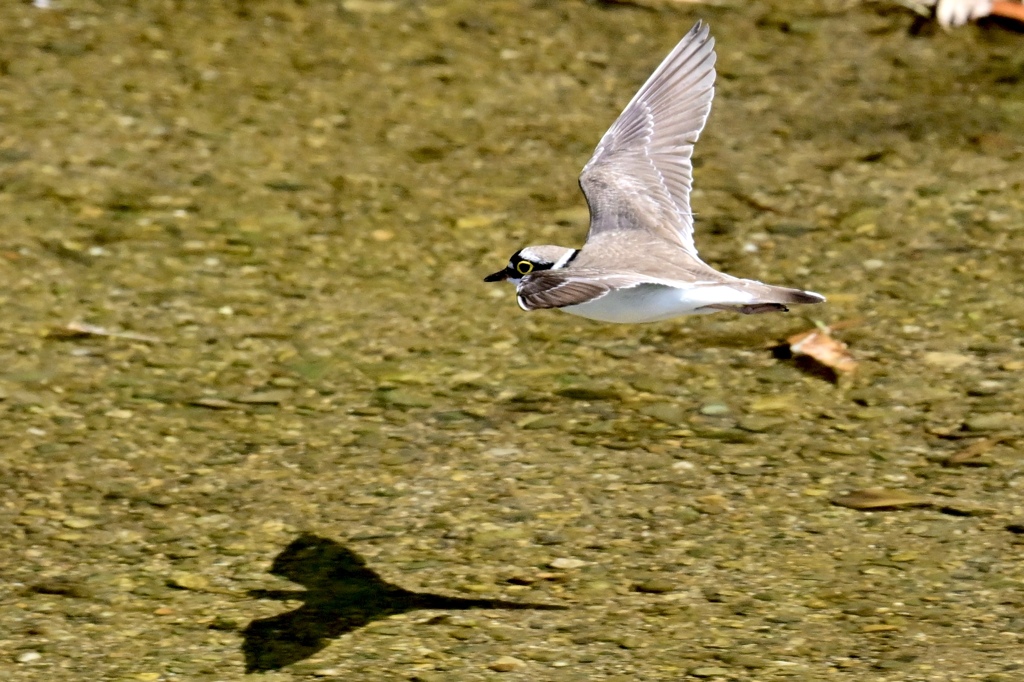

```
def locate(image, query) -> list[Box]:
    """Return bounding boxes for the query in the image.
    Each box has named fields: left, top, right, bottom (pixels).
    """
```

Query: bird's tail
left=705, top=284, right=825, bottom=315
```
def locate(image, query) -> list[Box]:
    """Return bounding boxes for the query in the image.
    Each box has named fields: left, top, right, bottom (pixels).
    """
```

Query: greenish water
left=0, top=1, right=1022, bottom=680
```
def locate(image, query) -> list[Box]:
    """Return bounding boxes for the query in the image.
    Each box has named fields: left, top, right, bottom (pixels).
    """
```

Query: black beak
left=483, top=269, right=509, bottom=282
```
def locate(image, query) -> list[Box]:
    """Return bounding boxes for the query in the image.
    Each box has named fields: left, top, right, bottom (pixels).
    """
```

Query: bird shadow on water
left=242, top=533, right=567, bottom=673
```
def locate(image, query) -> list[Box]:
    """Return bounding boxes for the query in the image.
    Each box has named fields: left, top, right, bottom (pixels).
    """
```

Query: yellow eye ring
left=516, top=260, right=534, bottom=275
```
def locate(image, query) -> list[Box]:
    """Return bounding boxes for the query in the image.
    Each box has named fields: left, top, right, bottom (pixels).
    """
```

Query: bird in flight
left=484, top=22, right=824, bottom=324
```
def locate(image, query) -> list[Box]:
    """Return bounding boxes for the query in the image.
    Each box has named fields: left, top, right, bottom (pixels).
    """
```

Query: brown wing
left=579, top=22, right=716, bottom=256
left=516, top=269, right=655, bottom=311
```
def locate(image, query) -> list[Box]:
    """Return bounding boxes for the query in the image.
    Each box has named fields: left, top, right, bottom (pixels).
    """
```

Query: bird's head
left=484, top=245, right=576, bottom=284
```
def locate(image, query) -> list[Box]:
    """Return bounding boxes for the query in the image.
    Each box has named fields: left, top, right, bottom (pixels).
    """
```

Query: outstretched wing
left=579, top=22, right=716, bottom=256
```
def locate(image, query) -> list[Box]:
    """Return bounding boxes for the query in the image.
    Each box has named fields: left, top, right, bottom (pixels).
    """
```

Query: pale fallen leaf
left=832, top=488, right=930, bottom=510
left=48, top=321, right=160, bottom=344
left=832, top=488, right=998, bottom=516
left=787, top=325, right=858, bottom=375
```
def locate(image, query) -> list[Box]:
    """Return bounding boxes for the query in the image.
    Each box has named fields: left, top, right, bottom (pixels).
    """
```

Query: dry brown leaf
left=787, top=326, right=858, bottom=375
left=832, top=488, right=930, bottom=510
left=993, top=1, right=1024, bottom=23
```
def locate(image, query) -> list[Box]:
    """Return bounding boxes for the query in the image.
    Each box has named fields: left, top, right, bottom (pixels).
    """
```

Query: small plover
left=484, top=22, right=824, bottom=324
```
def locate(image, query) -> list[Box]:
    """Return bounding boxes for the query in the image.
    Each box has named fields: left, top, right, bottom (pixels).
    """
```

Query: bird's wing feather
left=579, top=21, right=716, bottom=256
left=516, top=268, right=668, bottom=311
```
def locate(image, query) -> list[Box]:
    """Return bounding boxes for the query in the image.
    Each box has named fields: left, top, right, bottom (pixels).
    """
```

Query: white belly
left=561, top=283, right=755, bottom=324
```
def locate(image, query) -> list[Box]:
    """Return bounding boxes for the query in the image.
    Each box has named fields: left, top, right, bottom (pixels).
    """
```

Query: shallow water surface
left=0, top=1, right=1023, bottom=680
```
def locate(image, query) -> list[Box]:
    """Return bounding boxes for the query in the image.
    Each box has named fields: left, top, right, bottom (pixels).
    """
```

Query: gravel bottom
left=1, top=1, right=1023, bottom=680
